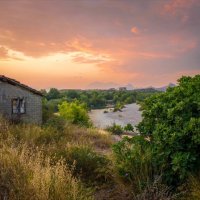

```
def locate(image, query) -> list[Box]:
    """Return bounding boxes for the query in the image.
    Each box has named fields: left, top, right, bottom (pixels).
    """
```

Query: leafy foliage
left=106, top=123, right=124, bottom=135
left=137, top=75, right=200, bottom=185
left=112, top=136, right=156, bottom=194
left=42, top=98, right=63, bottom=122
left=124, top=123, right=134, bottom=132
left=113, top=102, right=125, bottom=112
left=46, top=88, right=61, bottom=100
left=58, top=101, right=91, bottom=127
left=43, top=88, right=158, bottom=109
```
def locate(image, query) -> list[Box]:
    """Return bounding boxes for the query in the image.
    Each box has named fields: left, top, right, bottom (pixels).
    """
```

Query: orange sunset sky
left=0, top=0, right=200, bottom=89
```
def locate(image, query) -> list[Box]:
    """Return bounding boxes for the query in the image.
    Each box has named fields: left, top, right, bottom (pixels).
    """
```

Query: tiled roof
left=0, top=75, right=43, bottom=96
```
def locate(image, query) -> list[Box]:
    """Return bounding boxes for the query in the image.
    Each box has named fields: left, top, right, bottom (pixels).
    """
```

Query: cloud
left=0, top=46, right=8, bottom=59
left=131, top=26, right=140, bottom=34
left=163, top=0, right=197, bottom=15
left=0, top=0, right=199, bottom=88
left=71, top=52, right=112, bottom=64
left=162, top=0, right=200, bottom=23
left=0, top=46, right=24, bottom=61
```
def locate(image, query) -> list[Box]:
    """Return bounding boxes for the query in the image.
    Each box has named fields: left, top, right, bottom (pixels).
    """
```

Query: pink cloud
left=170, top=36, right=197, bottom=53
left=0, top=46, right=8, bottom=59
left=0, top=0, right=199, bottom=89
left=131, top=26, right=140, bottom=35
left=164, top=0, right=196, bottom=14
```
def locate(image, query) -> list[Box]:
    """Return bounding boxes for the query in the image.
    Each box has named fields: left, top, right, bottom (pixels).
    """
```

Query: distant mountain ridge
left=86, top=82, right=119, bottom=90
left=87, top=82, right=135, bottom=90
left=85, top=82, right=175, bottom=91
left=155, top=83, right=176, bottom=91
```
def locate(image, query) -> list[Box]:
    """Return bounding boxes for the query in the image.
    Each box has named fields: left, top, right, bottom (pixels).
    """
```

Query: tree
left=46, top=88, right=61, bottom=100
left=137, top=75, right=200, bottom=185
left=58, top=101, right=91, bottom=127
left=40, top=89, right=47, bottom=96
left=42, top=98, right=63, bottom=122
left=113, top=102, right=125, bottom=112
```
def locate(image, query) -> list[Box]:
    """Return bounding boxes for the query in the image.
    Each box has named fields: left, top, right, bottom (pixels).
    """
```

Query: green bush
left=58, top=101, right=91, bottom=127
left=113, top=102, right=125, bottom=112
left=42, top=98, right=63, bottom=123
left=106, top=123, right=123, bottom=135
left=137, top=75, right=200, bottom=186
left=124, top=123, right=134, bottom=132
left=112, top=136, right=156, bottom=194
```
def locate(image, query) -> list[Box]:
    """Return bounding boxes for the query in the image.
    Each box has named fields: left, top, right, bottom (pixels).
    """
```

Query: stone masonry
left=0, top=76, right=42, bottom=124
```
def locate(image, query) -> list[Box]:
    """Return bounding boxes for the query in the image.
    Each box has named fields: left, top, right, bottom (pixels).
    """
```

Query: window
left=12, top=98, right=26, bottom=114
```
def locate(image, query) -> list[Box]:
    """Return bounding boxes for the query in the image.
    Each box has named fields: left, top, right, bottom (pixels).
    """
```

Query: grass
left=183, top=173, right=200, bottom=200
left=1, top=116, right=197, bottom=200
left=0, top=116, right=114, bottom=199
left=7, top=120, right=113, bottom=151
left=0, top=144, right=93, bottom=200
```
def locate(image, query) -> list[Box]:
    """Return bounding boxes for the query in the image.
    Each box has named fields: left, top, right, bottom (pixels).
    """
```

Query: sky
left=0, top=0, right=200, bottom=89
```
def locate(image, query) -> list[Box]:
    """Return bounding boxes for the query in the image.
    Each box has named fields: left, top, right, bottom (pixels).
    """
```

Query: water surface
left=89, top=103, right=142, bottom=128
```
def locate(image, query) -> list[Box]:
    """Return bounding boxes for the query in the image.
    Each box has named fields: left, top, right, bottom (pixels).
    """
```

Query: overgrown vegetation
left=42, top=88, right=158, bottom=111
left=113, top=102, right=125, bottom=112
left=106, top=123, right=135, bottom=135
left=138, top=75, right=200, bottom=186
left=0, top=144, right=92, bottom=200
left=0, top=116, right=113, bottom=199
left=106, top=123, right=124, bottom=135
left=112, top=75, right=200, bottom=199
left=0, top=75, right=199, bottom=199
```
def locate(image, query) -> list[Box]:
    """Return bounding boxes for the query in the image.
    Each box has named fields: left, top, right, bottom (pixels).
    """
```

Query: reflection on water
left=89, top=103, right=142, bottom=128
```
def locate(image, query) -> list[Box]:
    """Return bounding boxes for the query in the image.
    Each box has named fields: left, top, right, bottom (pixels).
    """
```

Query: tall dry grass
left=0, top=116, right=115, bottom=199
left=184, top=174, right=200, bottom=200
left=0, top=144, right=93, bottom=200
left=0, top=116, right=99, bottom=199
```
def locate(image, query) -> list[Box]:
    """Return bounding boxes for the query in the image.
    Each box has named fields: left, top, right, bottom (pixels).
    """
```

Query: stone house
left=0, top=75, right=43, bottom=124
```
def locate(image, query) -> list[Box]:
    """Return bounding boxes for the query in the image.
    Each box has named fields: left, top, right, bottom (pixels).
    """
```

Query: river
left=89, top=103, right=142, bottom=128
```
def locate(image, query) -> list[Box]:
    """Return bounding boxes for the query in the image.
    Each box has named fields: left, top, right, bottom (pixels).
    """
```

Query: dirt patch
left=94, top=185, right=132, bottom=200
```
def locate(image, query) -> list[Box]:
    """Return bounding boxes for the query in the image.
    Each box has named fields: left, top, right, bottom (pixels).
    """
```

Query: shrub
left=137, top=75, right=200, bottom=186
left=42, top=98, right=63, bottom=123
left=106, top=123, right=123, bottom=135
left=113, top=102, right=125, bottom=112
left=112, top=136, right=157, bottom=194
left=58, top=101, right=92, bottom=127
left=124, top=123, right=134, bottom=132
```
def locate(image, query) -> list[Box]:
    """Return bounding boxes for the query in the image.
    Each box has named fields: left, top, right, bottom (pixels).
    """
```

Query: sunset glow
left=0, top=0, right=200, bottom=89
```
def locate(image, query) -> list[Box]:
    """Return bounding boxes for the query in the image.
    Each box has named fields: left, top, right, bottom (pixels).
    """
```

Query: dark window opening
left=12, top=98, right=26, bottom=114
